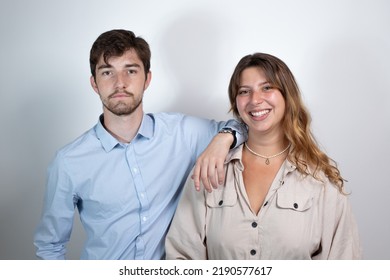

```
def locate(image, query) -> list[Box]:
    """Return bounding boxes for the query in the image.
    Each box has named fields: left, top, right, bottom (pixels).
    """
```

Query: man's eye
left=102, top=71, right=111, bottom=76
left=128, top=69, right=137, bottom=74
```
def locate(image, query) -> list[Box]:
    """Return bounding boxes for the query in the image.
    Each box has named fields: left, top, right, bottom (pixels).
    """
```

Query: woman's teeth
left=250, top=109, right=270, bottom=117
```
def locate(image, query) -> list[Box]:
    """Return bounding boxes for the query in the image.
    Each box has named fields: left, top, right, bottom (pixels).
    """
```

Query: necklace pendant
left=265, top=158, right=270, bottom=165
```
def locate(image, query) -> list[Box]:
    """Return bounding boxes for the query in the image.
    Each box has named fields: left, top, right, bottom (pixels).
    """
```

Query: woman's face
left=236, top=66, right=285, bottom=136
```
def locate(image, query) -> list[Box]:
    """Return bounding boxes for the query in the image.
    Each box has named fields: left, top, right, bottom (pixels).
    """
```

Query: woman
left=165, top=53, right=362, bottom=259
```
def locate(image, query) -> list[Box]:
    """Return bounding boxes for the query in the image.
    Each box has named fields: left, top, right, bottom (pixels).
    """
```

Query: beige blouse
left=165, top=145, right=362, bottom=260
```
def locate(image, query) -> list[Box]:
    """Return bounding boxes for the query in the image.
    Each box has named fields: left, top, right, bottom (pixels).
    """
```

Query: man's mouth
left=110, top=91, right=132, bottom=98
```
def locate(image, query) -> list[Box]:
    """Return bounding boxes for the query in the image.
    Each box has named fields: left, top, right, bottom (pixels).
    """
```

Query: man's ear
left=90, top=76, right=99, bottom=94
left=144, top=71, right=152, bottom=91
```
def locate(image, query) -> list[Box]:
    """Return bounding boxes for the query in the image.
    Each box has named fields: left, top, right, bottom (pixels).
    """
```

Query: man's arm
left=192, top=120, right=247, bottom=192
left=34, top=155, right=75, bottom=259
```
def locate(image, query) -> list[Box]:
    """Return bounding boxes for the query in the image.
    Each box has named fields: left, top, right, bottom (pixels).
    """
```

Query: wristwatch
left=218, top=128, right=237, bottom=149
left=218, top=128, right=234, bottom=134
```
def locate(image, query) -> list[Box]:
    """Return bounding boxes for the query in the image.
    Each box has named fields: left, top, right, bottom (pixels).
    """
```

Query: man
left=33, top=29, right=246, bottom=259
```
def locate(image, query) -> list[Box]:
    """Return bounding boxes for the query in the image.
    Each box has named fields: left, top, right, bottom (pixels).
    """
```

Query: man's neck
left=102, top=109, right=144, bottom=143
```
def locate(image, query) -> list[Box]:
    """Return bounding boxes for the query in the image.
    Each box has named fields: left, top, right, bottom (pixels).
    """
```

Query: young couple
left=34, top=29, right=361, bottom=260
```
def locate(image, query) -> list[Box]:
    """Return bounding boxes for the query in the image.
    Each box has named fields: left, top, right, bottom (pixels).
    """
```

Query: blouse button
left=293, top=203, right=298, bottom=209
left=218, top=200, right=223, bottom=206
left=250, top=249, right=256, bottom=255
left=251, top=222, right=258, bottom=228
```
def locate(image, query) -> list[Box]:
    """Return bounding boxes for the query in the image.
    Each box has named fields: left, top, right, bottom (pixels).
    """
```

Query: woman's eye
left=263, top=85, right=272, bottom=91
left=238, top=90, right=249, bottom=95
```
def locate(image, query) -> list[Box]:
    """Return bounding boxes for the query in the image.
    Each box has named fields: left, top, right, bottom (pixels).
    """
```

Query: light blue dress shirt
left=34, top=112, right=246, bottom=259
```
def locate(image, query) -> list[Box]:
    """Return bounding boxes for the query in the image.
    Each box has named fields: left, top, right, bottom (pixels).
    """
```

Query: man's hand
left=191, top=132, right=233, bottom=192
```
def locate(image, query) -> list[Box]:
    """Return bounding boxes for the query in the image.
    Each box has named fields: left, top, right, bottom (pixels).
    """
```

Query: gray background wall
left=0, top=0, right=389, bottom=260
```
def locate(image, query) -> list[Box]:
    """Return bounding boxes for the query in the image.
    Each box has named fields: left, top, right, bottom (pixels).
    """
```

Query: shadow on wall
left=156, top=9, right=231, bottom=119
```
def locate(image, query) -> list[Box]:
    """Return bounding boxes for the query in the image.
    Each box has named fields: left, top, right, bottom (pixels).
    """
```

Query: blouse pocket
left=205, top=187, right=238, bottom=208
left=276, top=192, right=313, bottom=212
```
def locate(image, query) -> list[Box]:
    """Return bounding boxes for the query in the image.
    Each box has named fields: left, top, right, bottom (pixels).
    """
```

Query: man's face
left=90, top=49, right=151, bottom=116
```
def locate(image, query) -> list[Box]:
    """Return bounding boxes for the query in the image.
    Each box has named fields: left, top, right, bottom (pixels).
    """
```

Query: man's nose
left=115, top=72, right=127, bottom=88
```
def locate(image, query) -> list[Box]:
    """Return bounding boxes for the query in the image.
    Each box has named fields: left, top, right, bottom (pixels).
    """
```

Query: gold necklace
left=244, top=142, right=291, bottom=165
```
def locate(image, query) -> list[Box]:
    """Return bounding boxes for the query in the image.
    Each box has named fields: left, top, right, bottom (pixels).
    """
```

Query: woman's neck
left=246, top=130, right=288, bottom=156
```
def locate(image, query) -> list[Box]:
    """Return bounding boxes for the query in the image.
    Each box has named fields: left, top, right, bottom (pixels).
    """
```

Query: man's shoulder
left=149, top=112, right=214, bottom=130
left=54, top=127, right=97, bottom=159
left=149, top=112, right=186, bottom=122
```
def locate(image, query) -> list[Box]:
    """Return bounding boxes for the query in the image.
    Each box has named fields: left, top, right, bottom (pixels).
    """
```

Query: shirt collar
left=95, top=114, right=155, bottom=152
left=226, top=144, right=244, bottom=169
left=137, top=113, right=154, bottom=139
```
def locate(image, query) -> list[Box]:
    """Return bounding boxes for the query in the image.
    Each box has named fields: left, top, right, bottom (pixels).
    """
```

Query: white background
left=0, top=0, right=389, bottom=260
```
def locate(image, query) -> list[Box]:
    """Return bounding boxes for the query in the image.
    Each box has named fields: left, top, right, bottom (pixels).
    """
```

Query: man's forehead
left=98, top=49, right=142, bottom=66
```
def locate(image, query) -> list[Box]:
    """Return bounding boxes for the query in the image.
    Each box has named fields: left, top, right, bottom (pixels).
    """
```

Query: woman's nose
left=251, top=90, right=264, bottom=105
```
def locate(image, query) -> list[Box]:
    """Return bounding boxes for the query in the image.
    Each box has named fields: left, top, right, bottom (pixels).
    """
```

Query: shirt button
left=133, top=167, right=138, bottom=173
left=142, top=216, right=147, bottom=222
left=218, top=200, right=223, bottom=206
left=251, top=222, right=258, bottom=228
left=293, top=203, right=298, bottom=209
left=250, top=249, right=256, bottom=255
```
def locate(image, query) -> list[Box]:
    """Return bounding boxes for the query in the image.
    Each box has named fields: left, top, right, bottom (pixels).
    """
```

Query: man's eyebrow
left=97, top=63, right=141, bottom=71
left=97, top=64, right=112, bottom=70
left=124, top=63, right=141, bottom=68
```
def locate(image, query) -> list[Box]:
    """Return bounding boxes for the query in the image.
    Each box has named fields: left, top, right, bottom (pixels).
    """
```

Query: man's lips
left=109, top=91, right=132, bottom=98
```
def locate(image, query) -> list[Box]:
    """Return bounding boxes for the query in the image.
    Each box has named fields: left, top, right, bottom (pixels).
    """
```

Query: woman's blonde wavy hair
left=228, top=53, right=345, bottom=192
